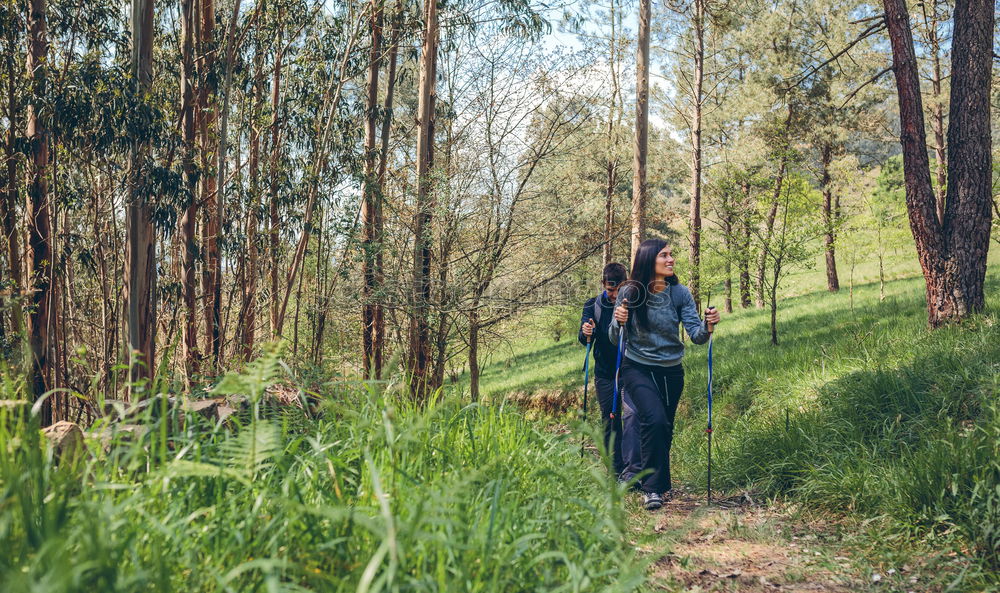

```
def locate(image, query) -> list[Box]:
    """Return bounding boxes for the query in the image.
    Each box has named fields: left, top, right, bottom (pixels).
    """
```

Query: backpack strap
left=670, top=283, right=683, bottom=326
left=593, top=291, right=604, bottom=325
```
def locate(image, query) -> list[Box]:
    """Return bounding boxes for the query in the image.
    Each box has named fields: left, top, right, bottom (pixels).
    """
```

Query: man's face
left=604, top=281, right=621, bottom=302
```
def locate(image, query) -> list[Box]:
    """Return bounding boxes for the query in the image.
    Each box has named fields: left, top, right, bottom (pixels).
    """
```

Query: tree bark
left=240, top=13, right=264, bottom=362
left=361, top=0, right=384, bottom=379
left=820, top=143, right=839, bottom=291
left=938, top=0, right=993, bottom=320
left=197, top=0, right=219, bottom=366
left=26, top=0, right=52, bottom=422
left=210, top=0, right=243, bottom=368
left=468, top=310, right=480, bottom=402
left=179, top=0, right=199, bottom=377
left=2, top=46, right=21, bottom=339
left=126, top=0, right=156, bottom=396
left=769, top=263, right=779, bottom=346
left=882, top=0, right=993, bottom=327
left=408, top=0, right=439, bottom=400
left=268, top=15, right=284, bottom=338
left=738, top=179, right=752, bottom=308
left=629, top=0, right=651, bottom=262
left=722, top=215, right=733, bottom=313
left=688, top=0, right=704, bottom=307
left=370, top=0, right=400, bottom=379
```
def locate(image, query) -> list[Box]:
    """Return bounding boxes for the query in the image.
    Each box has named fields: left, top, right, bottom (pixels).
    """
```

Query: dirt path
left=627, top=486, right=955, bottom=593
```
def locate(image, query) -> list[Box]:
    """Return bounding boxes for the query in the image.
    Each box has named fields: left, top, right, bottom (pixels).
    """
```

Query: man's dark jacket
left=578, top=291, right=617, bottom=379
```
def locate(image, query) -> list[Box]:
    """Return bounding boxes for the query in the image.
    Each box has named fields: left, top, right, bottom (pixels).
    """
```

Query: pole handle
left=706, top=306, right=716, bottom=333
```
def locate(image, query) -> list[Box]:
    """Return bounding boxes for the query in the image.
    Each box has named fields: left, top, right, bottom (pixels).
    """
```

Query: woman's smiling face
left=655, top=245, right=675, bottom=278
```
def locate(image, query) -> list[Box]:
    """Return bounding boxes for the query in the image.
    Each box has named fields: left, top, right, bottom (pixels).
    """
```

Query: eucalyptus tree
left=361, top=0, right=387, bottom=380
left=26, top=0, right=53, bottom=419
left=0, top=1, right=24, bottom=345
left=125, top=0, right=156, bottom=396
left=407, top=0, right=439, bottom=397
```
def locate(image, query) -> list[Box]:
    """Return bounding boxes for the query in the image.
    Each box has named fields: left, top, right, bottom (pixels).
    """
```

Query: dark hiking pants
left=619, top=388, right=642, bottom=483
left=593, top=377, right=623, bottom=475
left=619, top=359, right=685, bottom=494
left=594, top=376, right=642, bottom=480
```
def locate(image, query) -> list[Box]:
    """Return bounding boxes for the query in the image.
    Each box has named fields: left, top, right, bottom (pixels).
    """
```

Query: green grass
left=0, top=350, right=645, bottom=592
left=474, top=263, right=1000, bottom=583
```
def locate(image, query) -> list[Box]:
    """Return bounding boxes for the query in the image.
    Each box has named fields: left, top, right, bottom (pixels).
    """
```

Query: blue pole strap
left=612, top=325, right=625, bottom=419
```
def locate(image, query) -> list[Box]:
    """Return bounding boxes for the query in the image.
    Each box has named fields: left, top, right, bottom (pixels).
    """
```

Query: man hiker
left=579, top=262, right=642, bottom=485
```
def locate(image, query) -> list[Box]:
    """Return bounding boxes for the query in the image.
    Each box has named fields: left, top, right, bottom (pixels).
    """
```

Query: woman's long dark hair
left=625, top=238, right=679, bottom=330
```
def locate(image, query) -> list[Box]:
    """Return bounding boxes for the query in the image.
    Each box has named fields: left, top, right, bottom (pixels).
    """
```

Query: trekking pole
left=581, top=321, right=594, bottom=458
left=706, top=305, right=716, bottom=505
left=611, top=299, right=628, bottom=422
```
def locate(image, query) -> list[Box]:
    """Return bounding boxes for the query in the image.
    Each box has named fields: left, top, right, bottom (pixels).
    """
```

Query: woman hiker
left=609, top=238, right=721, bottom=511
left=579, top=263, right=642, bottom=485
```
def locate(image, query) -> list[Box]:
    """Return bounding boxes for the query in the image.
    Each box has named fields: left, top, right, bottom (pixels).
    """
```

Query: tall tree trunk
left=882, top=0, right=994, bottom=327
left=92, top=183, right=113, bottom=393
left=369, top=0, right=400, bottom=379
left=241, top=16, right=264, bottom=361
left=821, top=143, right=839, bottom=291
left=408, top=0, right=439, bottom=400
left=179, top=0, right=199, bottom=377
left=938, top=0, right=993, bottom=318
left=468, top=310, right=480, bottom=402
left=629, top=0, right=650, bottom=262
left=210, top=0, right=242, bottom=369
left=2, top=47, right=21, bottom=339
left=361, top=0, right=384, bottom=379
left=722, top=215, right=733, bottom=313
left=738, top=180, right=752, bottom=308
left=688, top=0, right=704, bottom=307
left=26, top=0, right=52, bottom=422
left=739, top=221, right=752, bottom=308
left=769, top=262, right=780, bottom=345
left=126, top=0, right=157, bottom=396
left=198, top=0, right=219, bottom=366
left=268, top=16, right=284, bottom=338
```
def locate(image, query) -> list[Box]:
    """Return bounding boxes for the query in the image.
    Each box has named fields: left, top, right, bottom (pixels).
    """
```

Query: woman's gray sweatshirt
left=608, top=282, right=710, bottom=367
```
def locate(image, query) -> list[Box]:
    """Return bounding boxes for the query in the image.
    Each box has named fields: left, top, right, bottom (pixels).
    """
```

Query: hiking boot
left=643, top=491, right=663, bottom=511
